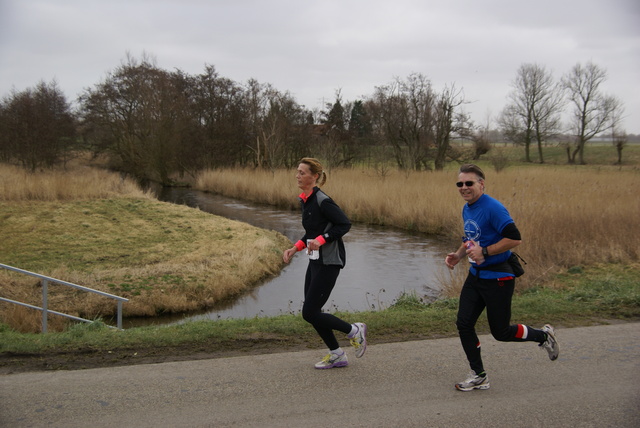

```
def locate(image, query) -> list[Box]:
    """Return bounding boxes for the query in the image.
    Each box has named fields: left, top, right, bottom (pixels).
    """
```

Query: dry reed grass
left=192, top=165, right=640, bottom=290
left=0, top=163, right=151, bottom=201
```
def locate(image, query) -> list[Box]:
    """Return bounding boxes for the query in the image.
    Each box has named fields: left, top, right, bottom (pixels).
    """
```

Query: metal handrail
left=0, top=263, right=128, bottom=332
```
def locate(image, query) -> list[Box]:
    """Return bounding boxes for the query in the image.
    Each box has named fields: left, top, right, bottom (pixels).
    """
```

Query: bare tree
left=347, top=99, right=374, bottom=161
left=471, top=111, right=496, bottom=160
left=316, top=92, right=357, bottom=168
left=244, top=78, right=271, bottom=167
left=368, top=73, right=435, bottom=170
left=613, top=132, right=627, bottom=165
left=261, top=92, right=305, bottom=170
left=244, top=80, right=310, bottom=170
left=195, top=66, right=246, bottom=167
left=610, top=103, right=627, bottom=165
left=433, top=83, right=470, bottom=170
left=499, top=63, right=564, bottom=163
left=497, top=104, right=524, bottom=147
left=0, top=80, right=77, bottom=171
left=530, top=74, right=564, bottom=163
left=79, top=54, right=189, bottom=184
left=562, top=62, right=623, bottom=164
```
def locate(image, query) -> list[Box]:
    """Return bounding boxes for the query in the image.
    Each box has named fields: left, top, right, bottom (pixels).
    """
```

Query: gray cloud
left=1, top=0, right=638, bottom=132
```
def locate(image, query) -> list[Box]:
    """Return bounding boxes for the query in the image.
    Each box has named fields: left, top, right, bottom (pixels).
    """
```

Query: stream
left=123, top=188, right=451, bottom=327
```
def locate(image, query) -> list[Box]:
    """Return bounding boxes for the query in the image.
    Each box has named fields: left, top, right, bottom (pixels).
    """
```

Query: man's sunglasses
left=456, top=181, right=477, bottom=188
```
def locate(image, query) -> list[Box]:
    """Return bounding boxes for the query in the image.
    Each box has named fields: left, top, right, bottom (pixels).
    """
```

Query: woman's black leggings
left=456, top=273, right=546, bottom=374
left=302, top=262, right=352, bottom=350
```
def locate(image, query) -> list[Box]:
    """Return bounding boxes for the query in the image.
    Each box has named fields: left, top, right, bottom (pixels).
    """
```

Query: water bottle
left=464, top=238, right=475, bottom=264
left=307, top=239, right=319, bottom=260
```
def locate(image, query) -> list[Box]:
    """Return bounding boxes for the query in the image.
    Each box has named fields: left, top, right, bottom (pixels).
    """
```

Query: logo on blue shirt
left=464, top=219, right=481, bottom=241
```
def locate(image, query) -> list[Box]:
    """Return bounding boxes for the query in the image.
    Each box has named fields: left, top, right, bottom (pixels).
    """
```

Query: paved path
left=1, top=323, right=639, bottom=427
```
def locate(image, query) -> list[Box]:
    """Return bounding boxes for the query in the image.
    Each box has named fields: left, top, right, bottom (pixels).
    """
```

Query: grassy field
left=485, top=141, right=640, bottom=165
left=1, top=145, right=639, bottom=372
left=0, top=163, right=290, bottom=332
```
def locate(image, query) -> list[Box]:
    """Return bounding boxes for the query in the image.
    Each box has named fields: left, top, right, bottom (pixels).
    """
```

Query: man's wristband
left=482, top=246, right=489, bottom=257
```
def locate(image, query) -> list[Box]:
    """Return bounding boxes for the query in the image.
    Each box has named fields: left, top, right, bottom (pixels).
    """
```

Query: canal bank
left=125, top=187, right=451, bottom=326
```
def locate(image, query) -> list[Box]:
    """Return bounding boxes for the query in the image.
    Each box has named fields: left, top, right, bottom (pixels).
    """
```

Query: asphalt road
left=1, top=323, right=639, bottom=427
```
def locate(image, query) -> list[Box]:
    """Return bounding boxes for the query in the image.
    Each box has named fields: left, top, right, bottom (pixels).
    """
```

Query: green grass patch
left=2, top=263, right=637, bottom=356
left=1, top=198, right=209, bottom=271
left=476, top=142, right=640, bottom=167
left=0, top=197, right=291, bottom=318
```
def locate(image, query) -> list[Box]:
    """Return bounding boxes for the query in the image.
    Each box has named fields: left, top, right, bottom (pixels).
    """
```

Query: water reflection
left=124, top=188, right=450, bottom=326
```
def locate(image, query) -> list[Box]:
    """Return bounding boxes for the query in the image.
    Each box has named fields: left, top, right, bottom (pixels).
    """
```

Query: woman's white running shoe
left=314, top=351, right=348, bottom=369
left=349, top=322, right=368, bottom=358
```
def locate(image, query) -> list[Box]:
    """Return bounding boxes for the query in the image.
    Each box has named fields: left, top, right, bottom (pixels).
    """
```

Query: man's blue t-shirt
left=463, top=193, right=514, bottom=279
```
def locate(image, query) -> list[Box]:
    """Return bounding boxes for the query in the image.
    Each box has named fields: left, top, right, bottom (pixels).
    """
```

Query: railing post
left=1, top=263, right=128, bottom=332
left=41, top=279, right=48, bottom=333
left=117, top=301, right=123, bottom=330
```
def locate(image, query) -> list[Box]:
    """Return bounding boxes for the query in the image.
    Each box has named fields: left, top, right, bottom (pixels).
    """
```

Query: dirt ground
left=0, top=332, right=430, bottom=375
left=0, top=341, right=306, bottom=375
left=4, top=319, right=634, bottom=375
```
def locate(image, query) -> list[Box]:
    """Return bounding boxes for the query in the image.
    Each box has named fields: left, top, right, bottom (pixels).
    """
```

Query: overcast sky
left=1, top=0, right=639, bottom=133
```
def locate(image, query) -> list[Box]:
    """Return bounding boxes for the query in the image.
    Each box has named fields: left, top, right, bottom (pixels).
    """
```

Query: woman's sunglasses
left=456, top=181, right=476, bottom=188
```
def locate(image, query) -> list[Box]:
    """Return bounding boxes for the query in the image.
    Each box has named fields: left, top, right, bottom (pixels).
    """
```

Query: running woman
left=283, top=158, right=367, bottom=369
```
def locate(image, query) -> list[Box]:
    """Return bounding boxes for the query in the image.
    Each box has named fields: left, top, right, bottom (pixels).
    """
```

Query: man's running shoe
left=314, top=351, right=348, bottom=369
left=349, top=322, right=368, bottom=358
left=540, top=324, right=559, bottom=361
left=455, top=371, right=490, bottom=391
